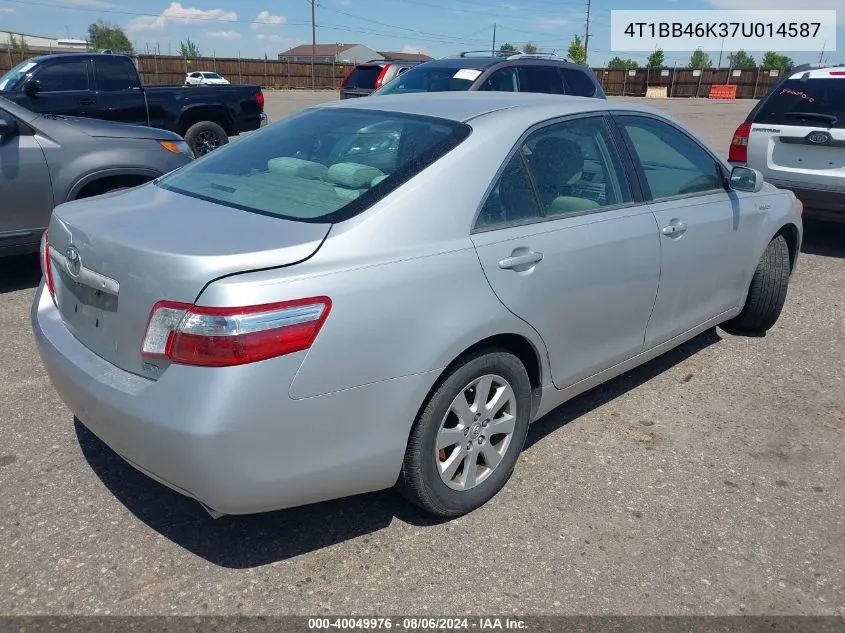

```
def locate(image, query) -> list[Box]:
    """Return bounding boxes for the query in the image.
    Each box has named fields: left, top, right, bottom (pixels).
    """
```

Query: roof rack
left=505, top=51, right=573, bottom=62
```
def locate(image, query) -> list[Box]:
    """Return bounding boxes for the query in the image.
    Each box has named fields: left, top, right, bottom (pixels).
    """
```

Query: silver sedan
left=32, top=92, right=803, bottom=518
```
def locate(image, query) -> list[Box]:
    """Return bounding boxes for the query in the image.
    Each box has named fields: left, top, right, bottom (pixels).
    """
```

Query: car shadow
left=0, top=254, right=41, bottom=294
left=524, top=327, right=722, bottom=451
left=76, top=327, right=724, bottom=569
left=800, top=217, right=845, bottom=258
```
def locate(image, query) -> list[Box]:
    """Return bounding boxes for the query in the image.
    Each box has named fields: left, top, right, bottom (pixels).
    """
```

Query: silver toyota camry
left=32, top=92, right=803, bottom=518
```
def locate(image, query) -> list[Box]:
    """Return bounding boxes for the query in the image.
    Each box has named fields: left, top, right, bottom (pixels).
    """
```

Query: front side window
left=617, top=114, right=724, bottom=199
left=34, top=61, right=89, bottom=92
left=157, top=108, right=471, bottom=223
left=476, top=152, right=541, bottom=229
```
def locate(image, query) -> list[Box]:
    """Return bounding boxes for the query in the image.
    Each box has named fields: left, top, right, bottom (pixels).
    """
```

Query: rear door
left=613, top=113, right=758, bottom=348
left=17, top=58, right=94, bottom=117
left=91, top=56, right=147, bottom=125
left=747, top=75, right=845, bottom=192
left=472, top=114, right=661, bottom=390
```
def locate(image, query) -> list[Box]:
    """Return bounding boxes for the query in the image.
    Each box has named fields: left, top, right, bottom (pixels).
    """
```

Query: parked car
left=0, top=96, right=192, bottom=257
left=32, top=92, right=802, bottom=519
left=185, top=71, right=230, bottom=86
left=339, top=60, right=419, bottom=99
left=0, top=53, right=266, bottom=156
left=729, top=63, right=845, bottom=223
left=371, top=51, right=606, bottom=99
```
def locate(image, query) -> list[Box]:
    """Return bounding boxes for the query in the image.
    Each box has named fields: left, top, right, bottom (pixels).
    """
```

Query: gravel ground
left=0, top=94, right=843, bottom=617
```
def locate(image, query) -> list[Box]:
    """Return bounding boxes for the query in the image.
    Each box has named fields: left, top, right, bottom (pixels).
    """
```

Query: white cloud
left=401, top=44, right=428, bottom=54
left=205, top=30, right=240, bottom=39
left=0, top=7, right=14, bottom=13
left=127, top=2, right=237, bottom=32
left=256, top=34, right=283, bottom=41
left=252, top=10, right=285, bottom=29
left=706, top=0, right=845, bottom=25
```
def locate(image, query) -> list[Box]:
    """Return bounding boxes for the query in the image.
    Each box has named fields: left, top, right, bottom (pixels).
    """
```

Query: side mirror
left=23, top=78, right=41, bottom=97
left=730, top=165, right=764, bottom=193
left=0, top=116, right=18, bottom=136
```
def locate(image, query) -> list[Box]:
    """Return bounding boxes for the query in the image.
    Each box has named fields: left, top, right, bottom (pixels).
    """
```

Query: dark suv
left=339, top=60, right=420, bottom=99
left=371, top=51, right=606, bottom=99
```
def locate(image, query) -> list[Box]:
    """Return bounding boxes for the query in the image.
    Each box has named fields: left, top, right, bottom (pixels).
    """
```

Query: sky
left=0, top=0, right=841, bottom=66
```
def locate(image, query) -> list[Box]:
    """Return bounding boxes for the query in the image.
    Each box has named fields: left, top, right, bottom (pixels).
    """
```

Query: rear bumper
left=31, top=283, right=434, bottom=515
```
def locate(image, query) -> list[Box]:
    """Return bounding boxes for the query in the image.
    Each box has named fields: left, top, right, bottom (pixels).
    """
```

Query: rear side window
left=561, top=68, right=598, bottom=97
left=157, top=108, right=471, bottom=223
left=518, top=66, right=565, bottom=94
left=34, top=61, right=89, bottom=92
left=344, top=65, right=384, bottom=89
left=95, top=57, right=136, bottom=91
left=754, top=78, right=845, bottom=129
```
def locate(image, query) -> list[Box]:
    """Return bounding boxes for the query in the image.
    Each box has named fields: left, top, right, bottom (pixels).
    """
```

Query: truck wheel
left=184, top=121, right=228, bottom=157
left=724, top=234, right=791, bottom=335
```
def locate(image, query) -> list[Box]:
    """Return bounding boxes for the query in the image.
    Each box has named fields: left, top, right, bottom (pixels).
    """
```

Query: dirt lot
left=1, top=94, right=843, bottom=617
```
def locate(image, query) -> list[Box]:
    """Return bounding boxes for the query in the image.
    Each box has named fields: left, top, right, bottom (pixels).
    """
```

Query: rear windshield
left=754, top=78, right=845, bottom=128
left=156, top=107, right=471, bottom=223
left=374, top=66, right=479, bottom=95
left=344, top=65, right=384, bottom=89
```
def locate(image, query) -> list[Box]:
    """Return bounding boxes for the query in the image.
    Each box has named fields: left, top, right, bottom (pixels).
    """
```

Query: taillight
left=729, top=122, right=751, bottom=163
left=39, top=230, right=56, bottom=300
left=829, top=71, right=845, bottom=76
left=256, top=89, right=265, bottom=112
left=339, top=66, right=354, bottom=89
left=141, top=297, right=331, bottom=367
left=374, top=64, right=392, bottom=89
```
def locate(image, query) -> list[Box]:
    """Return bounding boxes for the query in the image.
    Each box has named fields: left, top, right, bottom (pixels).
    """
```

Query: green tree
left=567, top=34, right=586, bottom=64
left=688, top=48, right=712, bottom=69
left=647, top=47, right=665, bottom=68
left=498, top=43, right=517, bottom=55
left=7, top=34, right=30, bottom=54
left=178, top=38, right=201, bottom=58
left=522, top=42, right=538, bottom=54
left=761, top=51, right=793, bottom=71
left=87, top=20, right=134, bottom=54
left=608, top=56, right=638, bottom=69
left=727, top=49, right=756, bottom=69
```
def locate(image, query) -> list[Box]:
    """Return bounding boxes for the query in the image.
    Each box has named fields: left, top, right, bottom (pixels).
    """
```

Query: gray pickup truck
left=1, top=95, right=193, bottom=257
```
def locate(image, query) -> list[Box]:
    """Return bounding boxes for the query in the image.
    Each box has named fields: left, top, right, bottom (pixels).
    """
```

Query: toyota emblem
left=65, top=245, right=81, bottom=277
left=807, top=132, right=830, bottom=145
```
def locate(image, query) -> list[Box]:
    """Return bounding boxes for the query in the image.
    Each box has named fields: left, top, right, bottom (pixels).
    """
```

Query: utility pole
left=819, top=41, right=826, bottom=63
left=492, top=22, right=496, bottom=55
left=584, top=0, right=591, bottom=64
left=310, top=0, right=317, bottom=90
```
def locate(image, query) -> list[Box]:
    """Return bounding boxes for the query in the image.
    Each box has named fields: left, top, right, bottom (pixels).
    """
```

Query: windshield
left=754, top=78, right=845, bottom=129
left=156, top=107, right=471, bottom=223
left=0, top=60, right=38, bottom=92
left=373, top=66, right=481, bottom=95
left=202, top=72, right=222, bottom=79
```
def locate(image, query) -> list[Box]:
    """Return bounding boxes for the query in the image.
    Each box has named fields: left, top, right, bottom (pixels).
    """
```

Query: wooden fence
left=0, top=49, right=787, bottom=97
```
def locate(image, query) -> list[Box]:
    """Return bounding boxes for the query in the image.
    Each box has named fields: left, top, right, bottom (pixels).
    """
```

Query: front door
left=472, top=115, right=661, bottom=389
left=613, top=113, right=756, bottom=348
left=19, top=58, right=94, bottom=118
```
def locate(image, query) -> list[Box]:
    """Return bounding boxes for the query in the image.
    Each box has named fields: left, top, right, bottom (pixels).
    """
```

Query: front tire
left=184, top=120, right=229, bottom=157
left=396, top=349, right=532, bottom=518
left=724, top=234, right=791, bottom=334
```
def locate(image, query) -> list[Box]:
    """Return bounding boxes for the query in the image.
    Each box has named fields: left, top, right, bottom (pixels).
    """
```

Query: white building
left=1, top=31, right=88, bottom=54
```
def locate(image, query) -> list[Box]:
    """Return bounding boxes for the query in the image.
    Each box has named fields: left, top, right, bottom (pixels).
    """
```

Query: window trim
left=32, top=59, right=92, bottom=94
left=471, top=111, right=646, bottom=234
left=609, top=111, right=731, bottom=204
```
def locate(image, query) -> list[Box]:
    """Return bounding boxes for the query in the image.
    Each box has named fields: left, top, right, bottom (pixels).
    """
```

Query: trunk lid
left=47, top=183, right=330, bottom=378
left=750, top=123, right=845, bottom=187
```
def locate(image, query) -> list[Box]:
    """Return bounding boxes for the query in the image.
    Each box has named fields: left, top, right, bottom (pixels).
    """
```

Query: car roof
left=20, top=52, right=132, bottom=64
left=313, top=91, right=668, bottom=124
left=785, top=65, right=845, bottom=80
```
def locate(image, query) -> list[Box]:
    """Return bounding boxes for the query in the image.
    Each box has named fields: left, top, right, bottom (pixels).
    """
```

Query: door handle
left=661, top=220, right=687, bottom=237
left=498, top=249, right=544, bottom=271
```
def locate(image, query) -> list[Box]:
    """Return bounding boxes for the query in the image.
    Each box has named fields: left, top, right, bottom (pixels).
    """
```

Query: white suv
left=729, top=64, right=845, bottom=223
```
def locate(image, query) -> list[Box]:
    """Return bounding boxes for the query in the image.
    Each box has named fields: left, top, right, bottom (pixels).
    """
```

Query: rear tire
left=396, top=349, right=532, bottom=518
left=184, top=120, right=228, bottom=157
left=724, top=234, right=791, bottom=335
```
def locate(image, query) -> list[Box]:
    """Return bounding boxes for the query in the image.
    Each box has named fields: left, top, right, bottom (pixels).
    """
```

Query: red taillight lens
left=729, top=122, right=751, bottom=163
left=339, top=66, right=354, bottom=89
left=256, top=89, right=265, bottom=111
left=374, top=64, right=392, bottom=89
left=141, top=297, right=331, bottom=367
left=829, top=71, right=845, bottom=76
left=39, top=230, right=56, bottom=300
